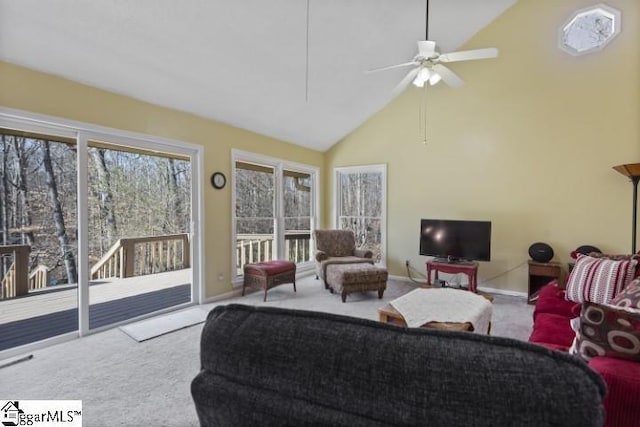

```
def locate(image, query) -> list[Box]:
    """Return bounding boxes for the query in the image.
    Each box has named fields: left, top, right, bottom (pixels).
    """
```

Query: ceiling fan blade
left=391, top=67, right=420, bottom=97
left=418, top=40, right=437, bottom=57
left=365, top=61, right=418, bottom=74
left=438, top=47, right=498, bottom=63
left=432, top=64, right=464, bottom=88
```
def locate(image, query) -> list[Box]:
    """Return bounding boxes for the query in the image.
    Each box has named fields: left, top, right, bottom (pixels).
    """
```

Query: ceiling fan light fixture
left=417, top=68, right=431, bottom=80
left=428, top=73, right=442, bottom=85
left=412, top=67, right=431, bottom=87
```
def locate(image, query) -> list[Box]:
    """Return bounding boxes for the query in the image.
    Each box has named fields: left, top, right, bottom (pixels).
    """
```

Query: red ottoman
left=243, top=260, right=297, bottom=302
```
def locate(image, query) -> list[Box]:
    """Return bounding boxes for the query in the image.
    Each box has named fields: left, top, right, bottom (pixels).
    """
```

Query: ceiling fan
left=367, top=0, right=499, bottom=95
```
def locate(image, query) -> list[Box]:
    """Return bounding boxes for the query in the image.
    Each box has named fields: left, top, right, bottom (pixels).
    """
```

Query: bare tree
left=166, top=158, right=182, bottom=232
left=42, top=140, right=77, bottom=284
left=0, top=136, right=10, bottom=281
left=90, top=148, right=117, bottom=247
left=12, top=137, right=35, bottom=246
left=0, top=136, right=9, bottom=246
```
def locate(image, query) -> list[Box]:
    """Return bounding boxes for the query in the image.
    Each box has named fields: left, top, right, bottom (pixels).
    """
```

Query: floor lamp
left=613, top=163, right=640, bottom=253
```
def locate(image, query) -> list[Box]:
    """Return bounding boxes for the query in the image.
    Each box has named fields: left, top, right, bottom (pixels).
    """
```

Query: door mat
left=120, top=307, right=210, bottom=342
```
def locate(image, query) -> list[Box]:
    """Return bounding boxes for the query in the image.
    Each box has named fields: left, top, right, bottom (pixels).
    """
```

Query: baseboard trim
left=203, top=289, right=243, bottom=304
left=388, top=274, right=427, bottom=286
left=203, top=270, right=318, bottom=304
left=476, top=286, right=527, bottom=298
left=389, top=274, right=527, bottom=298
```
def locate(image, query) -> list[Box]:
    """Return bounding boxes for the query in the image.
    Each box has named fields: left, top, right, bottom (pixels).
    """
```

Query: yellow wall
left=1, top=0, right=639, bottom=296
left=0, top=61, right=324, bottom=298
left=326, top=0, right=640, bottom=293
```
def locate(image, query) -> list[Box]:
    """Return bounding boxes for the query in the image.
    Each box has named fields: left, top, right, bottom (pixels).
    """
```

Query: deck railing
left=0, top=235, right=190, bottom=300
left=29, top=265, right=49, bottom=290
left=0, top=245, right=30, bottom=300
left=236, top=231, right=311, bottom=274
left=90, top=233, right=190, bottom=280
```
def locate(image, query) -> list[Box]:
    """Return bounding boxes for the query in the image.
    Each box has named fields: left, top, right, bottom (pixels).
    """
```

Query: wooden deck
left=0, top=269, right=192, bottom=351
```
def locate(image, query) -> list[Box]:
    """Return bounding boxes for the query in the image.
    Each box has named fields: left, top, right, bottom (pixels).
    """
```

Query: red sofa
left=529, top=280, right=640, bottom=427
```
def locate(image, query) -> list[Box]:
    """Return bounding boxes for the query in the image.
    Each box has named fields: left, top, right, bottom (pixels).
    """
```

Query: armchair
left=313, top=229, right=374, bottom=287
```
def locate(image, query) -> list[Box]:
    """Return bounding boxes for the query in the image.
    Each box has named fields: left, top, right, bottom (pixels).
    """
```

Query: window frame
left=334, top=164, right=387, bottom=267
left=231, top=149, right=319, bottom=285
left=0, top=106, right=204, bottom=360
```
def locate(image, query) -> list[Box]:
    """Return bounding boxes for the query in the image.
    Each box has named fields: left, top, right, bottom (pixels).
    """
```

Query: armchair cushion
left=354, top=248, right=373, bottom=259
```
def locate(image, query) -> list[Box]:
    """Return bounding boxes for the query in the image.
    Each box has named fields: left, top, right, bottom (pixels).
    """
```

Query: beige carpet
left=0, top=276, right=533, bottom=426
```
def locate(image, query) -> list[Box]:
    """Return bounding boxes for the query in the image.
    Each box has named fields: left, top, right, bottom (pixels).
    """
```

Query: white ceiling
left=0, top=0, right=516, bottom=151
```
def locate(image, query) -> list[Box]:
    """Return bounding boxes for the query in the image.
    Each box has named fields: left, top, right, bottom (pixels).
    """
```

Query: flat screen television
left=419, top=219, right=491, bottom=262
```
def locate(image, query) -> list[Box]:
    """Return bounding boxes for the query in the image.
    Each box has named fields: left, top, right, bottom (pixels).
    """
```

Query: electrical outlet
left=405, top=260, right=410, bottom=267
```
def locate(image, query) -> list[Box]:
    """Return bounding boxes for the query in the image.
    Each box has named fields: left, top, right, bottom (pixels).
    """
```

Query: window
left=559, top=5, right=621, bottom=56
left=232, top=150, right=318, bottom=282
left=335, top=165, right=386, bottom=265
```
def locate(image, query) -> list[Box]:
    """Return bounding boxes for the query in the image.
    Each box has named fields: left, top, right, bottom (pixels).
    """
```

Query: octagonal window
left=559, top=4, right=621, bottom=56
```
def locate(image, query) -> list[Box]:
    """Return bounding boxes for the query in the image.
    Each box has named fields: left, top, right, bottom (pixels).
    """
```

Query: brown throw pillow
left=612, top=278, right=640, bottom=310
left=571, top=301, right=640, bottom=362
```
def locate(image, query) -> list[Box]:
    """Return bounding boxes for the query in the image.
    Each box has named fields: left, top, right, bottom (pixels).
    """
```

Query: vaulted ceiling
left=0, top=0, right=516, bottom=151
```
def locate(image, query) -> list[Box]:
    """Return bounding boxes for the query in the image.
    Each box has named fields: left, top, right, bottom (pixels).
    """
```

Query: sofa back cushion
left=565, top=254, right=637, bottom=304
left=192, top=304, right=605, bottom=427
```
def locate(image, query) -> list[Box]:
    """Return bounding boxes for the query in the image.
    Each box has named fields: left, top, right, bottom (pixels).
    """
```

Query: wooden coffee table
left=378, top=304, right=473, bottom=331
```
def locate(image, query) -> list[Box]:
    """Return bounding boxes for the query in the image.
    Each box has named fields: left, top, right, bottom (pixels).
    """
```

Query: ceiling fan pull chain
left=418, top=85, right=428, bottom=145
left=422, top=85, right=428, bottom=144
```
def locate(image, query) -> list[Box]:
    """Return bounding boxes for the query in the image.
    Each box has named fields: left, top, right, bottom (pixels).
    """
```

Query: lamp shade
left=613, top=163, right=640, bottom=178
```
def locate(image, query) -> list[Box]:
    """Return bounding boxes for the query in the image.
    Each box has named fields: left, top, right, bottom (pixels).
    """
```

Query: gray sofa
left=191, top=304, right=605, bottom=426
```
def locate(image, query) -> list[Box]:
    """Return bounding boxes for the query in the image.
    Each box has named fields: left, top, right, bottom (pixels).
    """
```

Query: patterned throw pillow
left=571, top=302, right=640, bottom=362
left=585, top=252, right=638, bottom=261
left=612, top=278, right=640, bottom=310
left=587, top=252, right=640, bottom=278
left=565, top=254, right=637, bottom=304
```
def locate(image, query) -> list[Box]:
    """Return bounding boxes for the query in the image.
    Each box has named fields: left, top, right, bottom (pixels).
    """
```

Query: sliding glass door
left=0, top=110, right=202, bottom=357
left=86, top=140, right=193, bottom=331
left=0, top=129, right=79, bottom=351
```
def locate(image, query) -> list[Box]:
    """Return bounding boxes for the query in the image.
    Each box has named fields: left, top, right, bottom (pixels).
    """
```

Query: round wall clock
left=211, top=172, right=226, bottom=189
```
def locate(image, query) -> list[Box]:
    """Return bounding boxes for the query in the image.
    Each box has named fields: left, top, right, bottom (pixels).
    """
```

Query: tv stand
left=426, top=260, right=479, bottom=293
left=434, top=257, right=473, bottom=265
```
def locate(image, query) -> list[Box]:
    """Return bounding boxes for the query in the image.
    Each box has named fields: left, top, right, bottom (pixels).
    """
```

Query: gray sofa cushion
left=191, top=304, right=605, bottom=427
